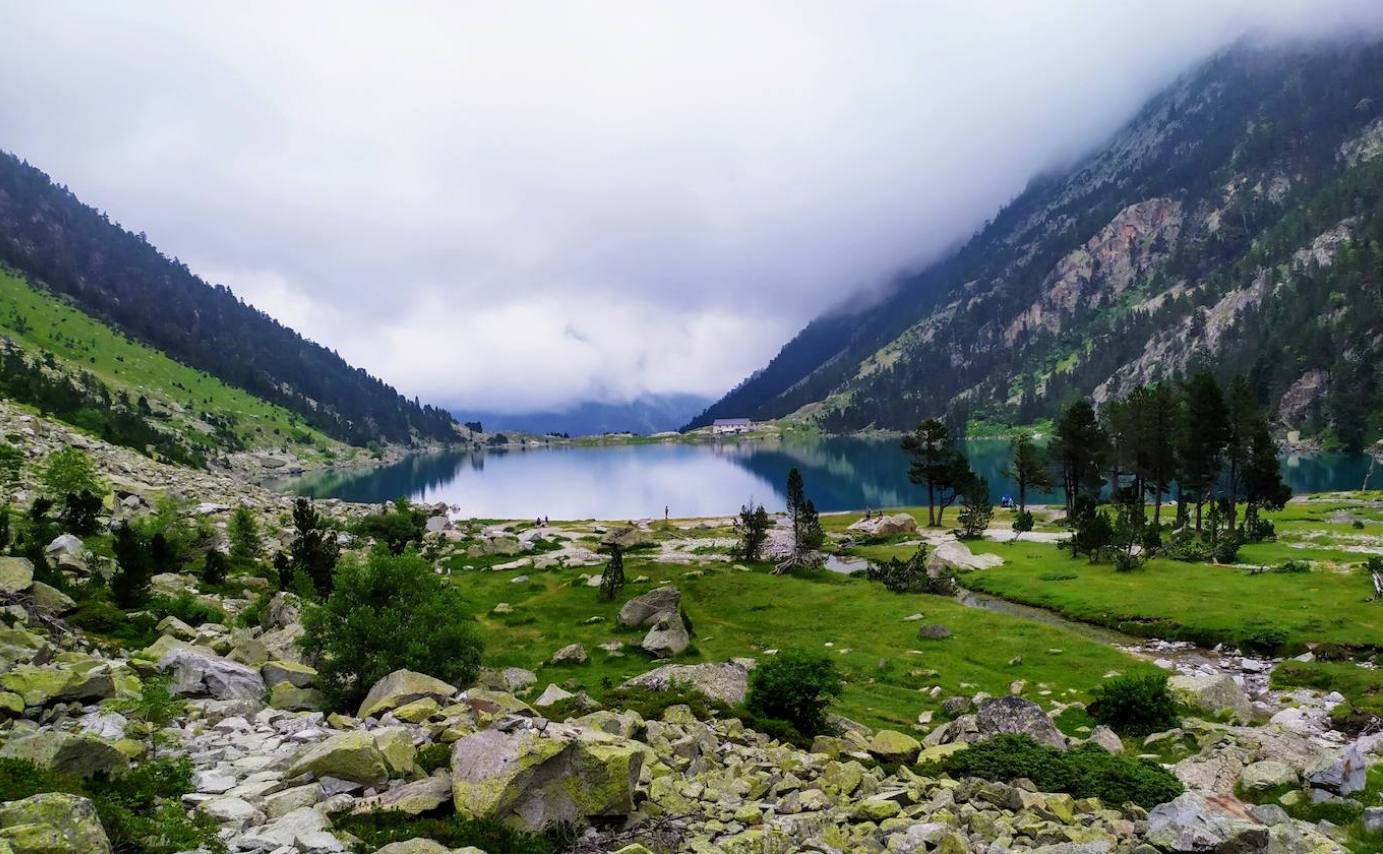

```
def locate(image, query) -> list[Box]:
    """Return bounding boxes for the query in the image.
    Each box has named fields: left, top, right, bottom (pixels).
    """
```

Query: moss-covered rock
left=0, top=792, right=112, bottom=854
left=867, top=729, right=921, bottom=764
left=0, top=557, right=33, bottom=595
left=450, top=725, right=644, bottom=830
left=286, top=730, right=390, bottom=785
left=357, top=669, right=457, bottom=719
left=0, top=731, right=128, bottom=779
left=269, top=681, right=326, bottom=711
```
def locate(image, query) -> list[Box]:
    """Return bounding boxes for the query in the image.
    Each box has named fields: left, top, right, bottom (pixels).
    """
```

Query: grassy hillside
left=0, top=266, right=340, bottom=460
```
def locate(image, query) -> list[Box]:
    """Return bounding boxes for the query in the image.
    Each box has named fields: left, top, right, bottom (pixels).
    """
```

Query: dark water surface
left=274, top=436, right=1377, bottom=520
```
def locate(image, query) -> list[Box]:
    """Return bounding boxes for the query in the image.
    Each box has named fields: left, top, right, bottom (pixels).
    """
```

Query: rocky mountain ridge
left=693, top=39, right=1383, bottom=451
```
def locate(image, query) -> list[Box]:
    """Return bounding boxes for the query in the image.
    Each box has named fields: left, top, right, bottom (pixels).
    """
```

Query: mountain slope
left=0, top=265, right=347, bottom=468
left=0, top=152, right=458, bottom=446
left=693, top=39, right=1383, bottom=451
left=457, top=393, right=712, bottom=437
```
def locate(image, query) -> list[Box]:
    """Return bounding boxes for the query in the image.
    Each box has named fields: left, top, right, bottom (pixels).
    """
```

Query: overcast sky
left=3, top=2, right=1383, bottom=413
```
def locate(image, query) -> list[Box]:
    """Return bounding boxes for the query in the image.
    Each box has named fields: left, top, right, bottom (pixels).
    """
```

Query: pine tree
left=111, top=522, right=153, bottom=608
left=903, top=419, right=950, bottom=526
left=229, top=505, right=263, bottom=562
left=203, top=549, right=228, bottom=586
left=288, top=498, right=341, bottom=598
left=735, top=504, right=771, bottom=561
left=1052, top=401, right=1109, bottom=518
left=1179, top=372, right=1230, bottom=531
left=1001, top=432, right=1052, bottom=511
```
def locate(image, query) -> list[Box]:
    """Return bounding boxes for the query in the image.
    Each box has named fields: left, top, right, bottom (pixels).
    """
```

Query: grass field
left=0, top=268, right=339, bottom=456
left=449, top=556, right=1148, bottom=732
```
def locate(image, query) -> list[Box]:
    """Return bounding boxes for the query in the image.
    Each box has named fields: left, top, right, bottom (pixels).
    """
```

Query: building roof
left=712, top=418, right=752, bottom=426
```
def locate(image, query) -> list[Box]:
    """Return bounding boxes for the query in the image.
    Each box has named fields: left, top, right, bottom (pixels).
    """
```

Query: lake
left=275, top=436, right=1379, bottom=520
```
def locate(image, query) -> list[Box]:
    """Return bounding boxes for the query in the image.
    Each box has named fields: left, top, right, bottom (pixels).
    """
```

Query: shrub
left=1273, top=560, right=1311, bottom=574
left=202, top=549, right=228, bottom=586
left=0, top=757, right=223, bottom=854
left=865, top=547, right=932, bottom=593
left=925, top=733, right=1182, bottom=808
left=353, top=498, right=427, bottom=556
left=1013, top=509, right=1034, bottom=534
left=149, top=593, right=226, bottom=628
left=59, top=490, right=103, bottom=535
left=40, top=447, right=104, bottom=499
left=745, top=649, right=843, bottom=738
left=1088, top=671, right=1180, bottom=736
left=300, top=551, right=484, bottom=711
left=956, top=477, right=993, bottom=539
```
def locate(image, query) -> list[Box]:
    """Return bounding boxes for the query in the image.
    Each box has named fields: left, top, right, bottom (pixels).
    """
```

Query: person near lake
left=664, top=505, right=669, bottom=521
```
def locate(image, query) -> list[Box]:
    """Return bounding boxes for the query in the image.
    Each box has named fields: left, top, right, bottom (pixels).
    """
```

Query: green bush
left=1088, top=671, right=1180, bottom=736
left=334, top=812, right=558, bottom=854
left=301, top=551, right=484, bottom=711
left=0, top=757, right=223, bottom=854
left=149, top=593, right=225, bottom=627
left=745, top=649, right=843, bottom=737
left=926, top=733, right=1183, bottom=808
left=1273, top=560, right=1311, bottom=574
left=1013, top=509, right=1034, bottom=533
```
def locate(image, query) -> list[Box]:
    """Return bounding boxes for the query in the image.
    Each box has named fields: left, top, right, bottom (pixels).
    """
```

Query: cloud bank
left=2, top=1, right=1382, bottom=412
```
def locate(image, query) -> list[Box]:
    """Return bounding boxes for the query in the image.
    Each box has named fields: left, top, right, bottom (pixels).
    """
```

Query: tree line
left=903, top=371, right=1291, bottom=562
left=0, top=152, right=459, bottom=446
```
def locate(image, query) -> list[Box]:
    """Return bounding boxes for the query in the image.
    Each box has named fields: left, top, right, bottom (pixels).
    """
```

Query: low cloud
left=2, top=1, right=1382, bottom=412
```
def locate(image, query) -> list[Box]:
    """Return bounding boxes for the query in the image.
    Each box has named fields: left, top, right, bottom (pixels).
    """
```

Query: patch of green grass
left=0, top=268, right=338, bottom=456
left=1272, top=659, right=1383, bottom=727
left=452, top=557, right=1143, bottom=731
left=962, top=536, right=1382, bottom=654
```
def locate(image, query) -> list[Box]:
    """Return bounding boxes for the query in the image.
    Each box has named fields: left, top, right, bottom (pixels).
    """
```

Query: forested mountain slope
left=693, top=39, right=1383, bottom=452
left=0, top=152, right=458, bottom=446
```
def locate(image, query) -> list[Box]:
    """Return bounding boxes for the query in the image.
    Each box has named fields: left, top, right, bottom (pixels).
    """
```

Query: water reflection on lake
left=275, top=436, right=1377, bottom=520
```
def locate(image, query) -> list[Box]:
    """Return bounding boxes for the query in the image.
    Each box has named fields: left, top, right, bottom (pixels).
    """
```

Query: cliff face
left=694, top=39, right=1383, bottom=449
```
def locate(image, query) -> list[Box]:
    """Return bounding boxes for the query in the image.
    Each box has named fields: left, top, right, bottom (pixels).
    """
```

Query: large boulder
left=621, top=661, right=752, bottom=705
left=0, top=627, right=50, bottom=673
left=617, top=587, right=681, bottom=628
left=0, top=792, right=112, bottom=854
left=926, top=540, right=1004, bottom=572
left=160, top=647, right=265, bottom=701
left=1169, top=673, right=1254, bottom=722
left=450, top=725, right=644, bottom=831
left=286, top=730, right=391, bottom=786
left=550, top=644, right=588, bottom=666
left=265, top=591, right=303, bottom=630
left=1, top=658, right=114, bottom=707
left=975, top=696, right=1067, bottom=749
left=1307, top=737, right=1373, bottom=795
left=639, top=612, right=690, bottom=659
left=0, top=557, right=33, bottom=594
left=847, top=513, right=918, bottom=536
left=1145, top=792, right=1269, bottom=852
left=0, top=731, right=129, bottom=779
left=352, top=775, right=453, bottom=816
left=868, top=729, right=921, bottom=763
left=358, top=669, right=458, bottom=719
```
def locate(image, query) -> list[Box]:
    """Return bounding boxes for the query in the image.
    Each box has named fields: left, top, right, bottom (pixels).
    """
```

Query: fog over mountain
left=2, top=2, right=1382, bottom=416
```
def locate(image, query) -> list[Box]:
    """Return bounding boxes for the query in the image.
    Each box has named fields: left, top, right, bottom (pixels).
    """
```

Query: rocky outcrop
left=1169, top=673, right=1254, bottom=723
left=926, top=539, right=1004, bottom=572
left=450, top=723, right=644, bottom=830
left=639, top=611, right=690, bottom=658
left=0, top=730, right=129, bottom=778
